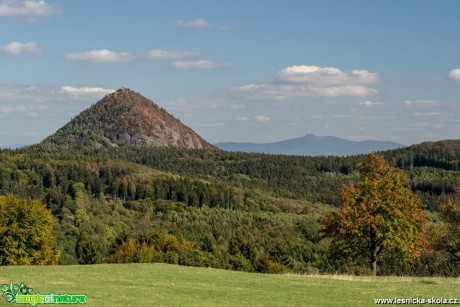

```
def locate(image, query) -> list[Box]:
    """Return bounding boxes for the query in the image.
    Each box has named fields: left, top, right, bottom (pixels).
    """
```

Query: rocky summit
left=41, top=88, right=213, bottom=150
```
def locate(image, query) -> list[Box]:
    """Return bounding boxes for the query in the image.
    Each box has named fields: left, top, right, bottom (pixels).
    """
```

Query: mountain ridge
left=215, top=133, right=404, bottom=156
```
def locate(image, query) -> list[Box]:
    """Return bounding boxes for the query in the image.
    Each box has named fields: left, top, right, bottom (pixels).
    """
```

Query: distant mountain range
left=1, top=88, right=403, bottom=156
left=215, top=134, right=404, bottom=156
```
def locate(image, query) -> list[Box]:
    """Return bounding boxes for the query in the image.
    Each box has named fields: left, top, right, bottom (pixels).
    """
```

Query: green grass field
left=0, top=263, right=459, bottom=306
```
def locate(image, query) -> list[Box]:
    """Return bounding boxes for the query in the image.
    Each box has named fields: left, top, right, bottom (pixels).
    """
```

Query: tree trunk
left=371, top=256, right=377, bottom=276
left=370, top=229, right=377, bottom=276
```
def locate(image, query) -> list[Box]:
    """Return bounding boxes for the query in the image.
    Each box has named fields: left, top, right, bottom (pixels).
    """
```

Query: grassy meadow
left=0, top=263, right=459, bottom=306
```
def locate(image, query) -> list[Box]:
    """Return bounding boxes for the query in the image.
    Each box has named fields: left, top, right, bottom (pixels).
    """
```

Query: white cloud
left=0, top=82, right=119, bottom=145
left=448, top=68, right=460, bottom=80
left=404, top=99, right=443, bottom=107
left=309, top=85, right=377, bottom=97
left=147, top=49, right=200, bottom=59
left=237, top=115, right=271, bottom=122
left=176, top=18, right=211, bottom=28
left=229, top=84, right=304, bottom=100
left=0, top=82, right=114, bottom=104
left=65, top=49, right=134, bottom=63
left=228, top=65, right=379, bottom=100
left=0, top=41, right=40, bottom=54
left=254, top=115, right=271, bottom=122
left=230, top=83, right=376, bottom=100
left=60, top=86, right=114, bottom=96
left=172, top=60, right=233, bottom=69
left=414, top=112, right=441, bottom=117
left=0, top=0, right=61, bottom=19
left=359, top=100, right=386, bottom=107
left=280, top=65, right=379, bottom=85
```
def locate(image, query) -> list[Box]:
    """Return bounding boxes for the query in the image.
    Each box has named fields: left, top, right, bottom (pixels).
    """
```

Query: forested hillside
left=40, top=88, right=213, bottom=150
left=0, top=141, right=459, bottom=275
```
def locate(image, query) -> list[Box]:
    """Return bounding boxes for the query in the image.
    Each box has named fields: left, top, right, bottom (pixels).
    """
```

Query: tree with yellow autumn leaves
left=0, top=195, right=60, bottom=265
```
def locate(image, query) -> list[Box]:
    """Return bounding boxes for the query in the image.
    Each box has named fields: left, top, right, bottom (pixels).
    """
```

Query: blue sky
left=0, top=0, right=459, bottom=146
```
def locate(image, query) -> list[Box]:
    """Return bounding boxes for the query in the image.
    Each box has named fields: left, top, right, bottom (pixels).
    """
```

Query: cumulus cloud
left=65, top=49, right=134, bottom=63
left=228, top=65, right=379, bottom=100
left=448, top=68, right=460, bottom=80
left=147, top=49, right=200, bottom=59
left=60, top=86, right=114, bottom=96
left=0, top=41, right=39, bottom=54
left=172, top=60, right=233, bottom=69
left=0, top=0, right=61, bottom=19
left=359, top=100, right=386, bottom=107
left=280, top=65, right=379, bottom=85
left=176, top=18, right=211, bottom=28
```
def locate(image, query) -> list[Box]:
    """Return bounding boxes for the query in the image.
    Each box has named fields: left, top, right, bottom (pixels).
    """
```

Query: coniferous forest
left=1, top=140, right=459, bottom=276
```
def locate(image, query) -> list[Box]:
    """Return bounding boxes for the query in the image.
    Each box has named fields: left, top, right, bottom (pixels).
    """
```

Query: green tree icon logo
left=1, top=281, right=33, bottom=303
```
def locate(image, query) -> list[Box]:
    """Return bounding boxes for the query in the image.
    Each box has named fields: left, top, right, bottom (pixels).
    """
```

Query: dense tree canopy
left=434, top=187, right=460, bottom=262
left=0, top=142, right=458, bottom=275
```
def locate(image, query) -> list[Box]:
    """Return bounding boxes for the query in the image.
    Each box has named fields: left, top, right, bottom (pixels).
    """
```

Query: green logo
left=1, top=281, right=86, bottom=305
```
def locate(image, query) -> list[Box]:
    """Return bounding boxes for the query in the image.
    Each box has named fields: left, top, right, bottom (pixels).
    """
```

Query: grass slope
left=1, top=264, right=459, bottom=306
